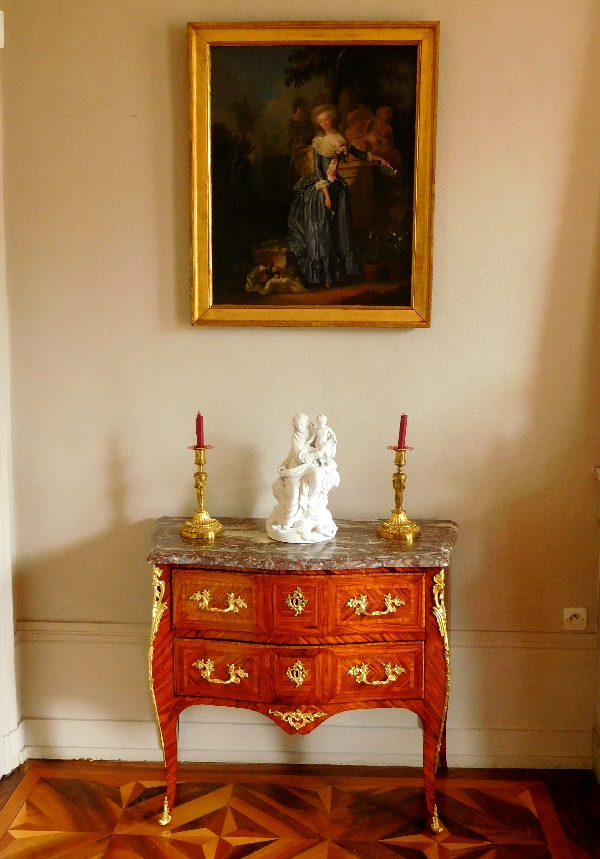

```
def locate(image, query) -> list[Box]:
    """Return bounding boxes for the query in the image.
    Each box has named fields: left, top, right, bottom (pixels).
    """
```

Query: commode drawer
left=172, top=569, right=267, bottom=635
left=175, top=639, right=269, bottom=701
left=329, top=573, right=425, bottom=637
left=175, top=639, right=424, bottom=704
left=173, top=568, right=426, bottom=643
left=329, top=641, right=424, bottom=702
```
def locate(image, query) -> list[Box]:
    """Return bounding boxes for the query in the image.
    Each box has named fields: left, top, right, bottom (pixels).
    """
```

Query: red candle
left=195, top=413, right=204, bottom=448
left=397, top=414, right=408, bottom=448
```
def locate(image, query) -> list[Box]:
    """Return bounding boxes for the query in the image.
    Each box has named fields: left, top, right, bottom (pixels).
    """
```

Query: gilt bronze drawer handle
left=189, top=589, right=247, bottom=613
left=348, top=662, right=406, bottom=686
left=192, top=658, right=248, bottom=685
left=346, top=593, right=405, bottom=617
left=285, top=587, right=308, bottom=616
left=286, top=659, right=308, bottom=687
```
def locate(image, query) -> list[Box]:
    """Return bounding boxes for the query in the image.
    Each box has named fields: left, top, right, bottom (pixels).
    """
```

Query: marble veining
left=149, top=518, right=458, bottom=571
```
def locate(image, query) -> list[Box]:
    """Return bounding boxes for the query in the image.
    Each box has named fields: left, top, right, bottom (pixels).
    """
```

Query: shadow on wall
left=13, top=437, right=159, bottom=752
left=13, top=518, right=156, bottom=624
left=13, top=436, right=158, bottom=624
left=455, top=3, right=600, bottom=742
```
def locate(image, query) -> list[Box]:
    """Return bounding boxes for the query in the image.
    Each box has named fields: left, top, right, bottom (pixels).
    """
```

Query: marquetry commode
left=148, top=517, right=457, bottom=834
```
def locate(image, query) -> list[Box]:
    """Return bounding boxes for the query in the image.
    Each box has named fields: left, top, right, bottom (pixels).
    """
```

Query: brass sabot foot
left=430, top=804, right=443, bottom=834
left=158, top=797, right=171, bottom=826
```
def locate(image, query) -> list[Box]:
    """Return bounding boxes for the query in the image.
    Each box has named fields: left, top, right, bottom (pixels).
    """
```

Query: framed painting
left=189, top=21, right=438, bottom=327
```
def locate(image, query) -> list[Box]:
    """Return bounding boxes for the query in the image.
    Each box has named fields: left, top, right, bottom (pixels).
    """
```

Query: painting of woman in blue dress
left=209, top=44, right=419, bottom=306
left=287, top=104, right=390, bottom=287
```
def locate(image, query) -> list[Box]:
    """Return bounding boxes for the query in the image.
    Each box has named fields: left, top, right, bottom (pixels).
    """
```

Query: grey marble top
left=148, top=518, right=458, bottom=571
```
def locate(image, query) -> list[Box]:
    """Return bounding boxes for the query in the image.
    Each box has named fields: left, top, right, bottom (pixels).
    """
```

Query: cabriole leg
left=149, top=565, right=178, bottom=826
left=423, top=724, right=443, bottom=833
left=157, top=708, right=179, bottom=825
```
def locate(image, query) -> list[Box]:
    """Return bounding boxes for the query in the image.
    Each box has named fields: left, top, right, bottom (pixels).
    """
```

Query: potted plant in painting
left=382, top=229, right=407, bottom=282
left=362, top=232, right=384, bottom=282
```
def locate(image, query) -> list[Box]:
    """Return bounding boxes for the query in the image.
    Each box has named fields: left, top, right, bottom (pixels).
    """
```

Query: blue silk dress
left=287, top=135, right=370, bottom=285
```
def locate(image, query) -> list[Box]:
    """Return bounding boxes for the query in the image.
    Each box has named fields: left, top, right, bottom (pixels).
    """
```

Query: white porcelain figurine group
left=266, top=413, right=340, bottom=544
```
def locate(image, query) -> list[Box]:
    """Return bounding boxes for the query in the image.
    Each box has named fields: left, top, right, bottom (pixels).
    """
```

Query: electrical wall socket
left=563, top=607, right=587, bottom=631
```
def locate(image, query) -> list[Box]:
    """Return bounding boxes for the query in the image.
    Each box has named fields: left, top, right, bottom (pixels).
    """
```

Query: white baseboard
left=1, top=721, right=23, bottom=775
left=15, top=621, right=597, bottom=769
left=19, top=717, right=590, bottom=770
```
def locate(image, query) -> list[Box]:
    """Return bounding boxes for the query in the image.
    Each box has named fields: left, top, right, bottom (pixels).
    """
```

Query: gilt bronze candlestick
left=180, top=446, right=223, bottom=540
left=377, top=446, right=421, bottom=540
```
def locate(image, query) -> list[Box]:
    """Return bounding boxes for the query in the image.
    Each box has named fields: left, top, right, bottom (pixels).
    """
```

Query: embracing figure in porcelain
left=266, top=413, right=339, bottom=544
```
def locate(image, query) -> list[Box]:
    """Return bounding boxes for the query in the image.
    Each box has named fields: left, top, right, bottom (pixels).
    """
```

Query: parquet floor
left=0, top=762, right=598, bottom=859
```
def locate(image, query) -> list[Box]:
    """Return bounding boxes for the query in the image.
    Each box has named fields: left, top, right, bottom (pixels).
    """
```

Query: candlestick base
left=377, top=509, right=421, bottom=540
left=180, top=509, right=223, bottom=540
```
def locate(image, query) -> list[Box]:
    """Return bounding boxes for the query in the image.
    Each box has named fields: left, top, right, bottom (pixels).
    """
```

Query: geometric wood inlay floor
left=0, top=763, right=576, bottom=859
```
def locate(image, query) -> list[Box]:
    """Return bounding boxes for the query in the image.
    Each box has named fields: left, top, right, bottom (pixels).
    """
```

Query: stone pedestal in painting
left=338, top=161, right=374, bottom=229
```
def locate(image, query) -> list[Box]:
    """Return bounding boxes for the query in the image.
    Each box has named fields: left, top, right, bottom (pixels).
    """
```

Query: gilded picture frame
left=189, top=21, right=438, bottom=327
